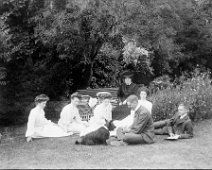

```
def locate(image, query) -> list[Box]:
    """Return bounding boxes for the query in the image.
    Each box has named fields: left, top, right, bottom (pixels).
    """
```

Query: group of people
left=25, top=70, right=194, bottom=145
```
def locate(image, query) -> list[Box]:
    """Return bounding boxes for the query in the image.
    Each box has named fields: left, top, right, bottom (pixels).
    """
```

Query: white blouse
left=138, top=99, right=153, bottom=114
left=58, top=103, right=82, bottom=130
left=25, top=106, right=51, bottom=137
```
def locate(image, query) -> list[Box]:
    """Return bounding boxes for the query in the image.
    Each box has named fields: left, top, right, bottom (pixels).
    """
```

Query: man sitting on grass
left=110, top=95, right=155, bottom=145
left=153, top=103, right=193, bottom=139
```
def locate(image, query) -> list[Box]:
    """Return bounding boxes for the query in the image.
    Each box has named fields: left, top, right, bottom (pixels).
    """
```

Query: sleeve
left=130, top=112, right=150, bottom=134
left=149, top=102, right=153, bottom=113
left=93, top=105, right=106, bottom=125
left=133, top=84, right=140, bottom=97
left=25, top=110, right=36, bottom=137
left=107, top=104, right=112, bottom=121
left=179, top=122, right=194, bottom=139
left=117, top=85, right=123, bottom=101
left=74, top=110, right=83, bottom=123
left=58, top=107, right=70, bottom=131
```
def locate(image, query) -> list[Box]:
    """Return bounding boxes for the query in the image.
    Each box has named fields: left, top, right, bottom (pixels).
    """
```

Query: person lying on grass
left=153, top=103, right=193, bottom=139
left=109, top=95, right=155, bottom=145
left=25, top=94, right=71, bottom=142
left=58, top=92, right=88, bottom=135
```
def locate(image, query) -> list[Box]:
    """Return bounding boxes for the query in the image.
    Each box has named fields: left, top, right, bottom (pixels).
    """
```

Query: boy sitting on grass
left=153, top=103, right=193, bottom=139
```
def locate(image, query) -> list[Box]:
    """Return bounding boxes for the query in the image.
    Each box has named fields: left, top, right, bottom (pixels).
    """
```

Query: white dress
left=138, top=99, right=153, bottom=114
left=80, top=102, right=112, bottom=136
left=58, top=103, right=87, bottom=134
left=25, top=106, right=71, bottom=138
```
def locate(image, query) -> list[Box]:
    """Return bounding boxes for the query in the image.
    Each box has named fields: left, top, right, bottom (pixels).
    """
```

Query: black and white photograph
left=0, top=0, right=212, bottom=169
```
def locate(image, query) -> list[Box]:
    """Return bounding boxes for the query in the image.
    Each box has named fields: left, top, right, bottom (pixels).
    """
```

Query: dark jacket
left=117, top=83, right=139, bottom=102
left=129, top=106, right=155, bottom=143
left=168, top=114, right=193, bottom=139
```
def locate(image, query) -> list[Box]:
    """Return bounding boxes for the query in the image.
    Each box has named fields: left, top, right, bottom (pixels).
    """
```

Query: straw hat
left=96, top=92, right=112, bottom=100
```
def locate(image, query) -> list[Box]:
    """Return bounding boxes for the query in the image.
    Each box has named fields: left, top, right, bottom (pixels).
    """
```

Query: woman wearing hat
left=117, top=70, right=139, bottom=105
left=80, top=92, right=113, bottom=136
left=112, top=70, right=139, bottom=121
left=25, top=94, right=71, bottom=142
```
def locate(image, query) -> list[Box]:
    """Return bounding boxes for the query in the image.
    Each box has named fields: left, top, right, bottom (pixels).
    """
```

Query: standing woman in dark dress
left=113, top=70, right=139, bottom=120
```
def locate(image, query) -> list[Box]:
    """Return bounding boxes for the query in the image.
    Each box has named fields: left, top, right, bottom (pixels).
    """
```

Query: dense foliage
left=150, top=68, right=212, bottom=122
left=0, top=0, right=212, bottom=125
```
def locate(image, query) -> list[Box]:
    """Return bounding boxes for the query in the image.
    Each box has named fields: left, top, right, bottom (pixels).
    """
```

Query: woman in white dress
left=138, top=87, right=153, bottom=114
left=80, top=92, right=112, bottom=136
left=25, top=94, right=71, bottom=142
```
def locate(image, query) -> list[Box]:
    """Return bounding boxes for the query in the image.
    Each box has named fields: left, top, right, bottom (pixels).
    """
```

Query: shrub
left=150, top=69, right=212, bottom=122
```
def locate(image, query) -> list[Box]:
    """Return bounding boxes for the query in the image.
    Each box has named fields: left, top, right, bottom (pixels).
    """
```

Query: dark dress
left=112, top=83, right=139, bottom=121
left=117, top=83, right=139, bottom=102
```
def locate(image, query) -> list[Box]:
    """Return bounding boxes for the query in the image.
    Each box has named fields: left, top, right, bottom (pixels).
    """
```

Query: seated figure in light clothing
left=58, top=92, right=88, bottom=134
left=25, top=94, right=71, bottom=142
left=138, top=87, right=152, bottom=114
left=111, top=87, right=152, bottom=136
left=80, top=92, right=113, bottom=137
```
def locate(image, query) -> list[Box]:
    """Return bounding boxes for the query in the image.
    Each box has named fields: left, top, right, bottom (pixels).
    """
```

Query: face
left=124, top=77, right=132, bottom=85
left=102, top=99, right=110, bottom=107
left=140, top=91, right=147, bottom=100
left=72, top=97, right=80, bottom=106
left=38, top=101, right=47, bottom=109
left=178, top=105, right=188, bottom=116
left=127, top=101, right=138, bottom=110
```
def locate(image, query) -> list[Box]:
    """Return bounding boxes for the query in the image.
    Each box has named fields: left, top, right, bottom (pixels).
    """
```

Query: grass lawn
left=0, top=119, right=212, bottom=169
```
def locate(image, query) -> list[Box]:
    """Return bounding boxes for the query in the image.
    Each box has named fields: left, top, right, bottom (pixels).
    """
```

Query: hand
left=123, top=126, right=130, bottom=132
left=122, top=100, right=127, bottom=105
left=169, top=133, right=175, bottom=137
left=165, top=119, right=171, bottom=125
left=119, top=102, right=123, bottom=106
left=26, top=137, right=32, bottom=142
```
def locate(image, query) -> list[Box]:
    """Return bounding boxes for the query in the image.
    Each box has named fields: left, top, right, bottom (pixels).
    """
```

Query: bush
left=150, top=69, right=212, bottom=122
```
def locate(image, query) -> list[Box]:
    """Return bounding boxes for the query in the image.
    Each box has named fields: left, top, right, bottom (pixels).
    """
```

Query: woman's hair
left=34, top=94, right=49, bottom=105
left=70, top=92, right=82, bottom=100
left=137, top=87, right=149, bottom=96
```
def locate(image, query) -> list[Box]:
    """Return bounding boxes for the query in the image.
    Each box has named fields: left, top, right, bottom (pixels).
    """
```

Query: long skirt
left=31, top=124, right=72, bottom=138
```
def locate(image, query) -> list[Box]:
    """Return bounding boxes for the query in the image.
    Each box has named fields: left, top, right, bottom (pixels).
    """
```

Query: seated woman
left=138, top=87, right=153, bottom=114
left=80, top=92, right=113, bottom=137
left=153, top=103, right=193, bottom=139
left=25, top=94, right=71, bottom=142
left=58, top=92, right=88, bottom=134
left=112, top=70, right=139, bottom=120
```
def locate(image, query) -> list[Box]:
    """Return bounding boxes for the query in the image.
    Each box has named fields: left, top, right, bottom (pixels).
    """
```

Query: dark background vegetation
left=0, top=0, right=212, bottom=126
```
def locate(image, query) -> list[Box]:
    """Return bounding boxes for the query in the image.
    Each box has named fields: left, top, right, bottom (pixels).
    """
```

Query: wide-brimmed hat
left=96, top=92, right=112, bottom=100
left=120, top=70, right=134, bottom=79
left=34, top=94, right=49, bottom=103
